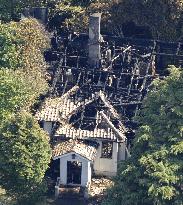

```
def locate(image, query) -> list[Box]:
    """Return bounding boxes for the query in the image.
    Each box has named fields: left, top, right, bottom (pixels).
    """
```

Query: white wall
left=55, top=152, right=91, bottom=187
left=43, top=121, right=53, bottom=135
left=118, top=142, right=126, bottom=161
left=93, top=141, right=118, bottom=176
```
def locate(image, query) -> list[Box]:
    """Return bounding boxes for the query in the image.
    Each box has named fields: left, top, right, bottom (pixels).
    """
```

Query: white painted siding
left=55, top=152, right=91, bottom=187
left=93, top=141, right=118, bottom=176
left=43, top=121, right=53, bottom=135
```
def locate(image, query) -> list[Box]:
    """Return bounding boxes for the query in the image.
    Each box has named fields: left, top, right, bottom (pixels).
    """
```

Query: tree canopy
left=0, top=18, right=51, bottom=204
left=103, top=66, right=183, bottom=205
left=110, top=0, right=183, bottom=40
left=0, top=18, right=49, bottom=110
left=0, top=0, right=48, bottom=22
left=1, top=0, right=182, bottom=40
left=48, top=0, right=87, bottom=32
left=48, top=0, right=115, bottom=33
left=0, top=112, right=51, bottom=204
left=0, top=70, right=34, bottom=119
left=48, top=0, right=183, bottom=40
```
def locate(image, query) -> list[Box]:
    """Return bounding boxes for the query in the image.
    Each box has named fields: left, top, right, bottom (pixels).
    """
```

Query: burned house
left=36, top=88, right=127, bottom=187
left=36, top=13, right=183, bottom=196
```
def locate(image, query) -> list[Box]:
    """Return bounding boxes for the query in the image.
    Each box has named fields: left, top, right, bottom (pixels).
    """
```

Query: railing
left=55, top=177, right=61, bottom=198
left=56, top=177, right=61, bottom=186
left=84, top=181, right=91, bottom=199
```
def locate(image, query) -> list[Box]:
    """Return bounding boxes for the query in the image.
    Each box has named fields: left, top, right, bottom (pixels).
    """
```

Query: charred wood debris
left=44, top=30, right=183, bottom=147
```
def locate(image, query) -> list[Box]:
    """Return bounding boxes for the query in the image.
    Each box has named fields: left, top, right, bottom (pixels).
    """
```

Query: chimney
left=88, top=13, right=102, bottom=68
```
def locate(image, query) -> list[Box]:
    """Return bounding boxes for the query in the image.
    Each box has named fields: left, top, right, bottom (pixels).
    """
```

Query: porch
left=52, top=139, right=97, bottom=197
left=54, top=176, right=113, bottom=203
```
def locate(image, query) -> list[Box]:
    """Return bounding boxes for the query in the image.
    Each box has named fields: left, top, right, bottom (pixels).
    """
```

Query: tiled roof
left=35, top=85, right=93, bottom=122
left=36, top=86, right=126, bottom=141
left=36, top=87, right=121, bottom=122
left=52, top=139, right=97, bottom=161
left=36, top=86, right=79, bottom=122
left=56, top=125, right=118, bottom=141
left=35, top=101, right=60, bottom=122
left=36, top=97, right=93, bottom=122
left=97, top=91, right=126, bottom=133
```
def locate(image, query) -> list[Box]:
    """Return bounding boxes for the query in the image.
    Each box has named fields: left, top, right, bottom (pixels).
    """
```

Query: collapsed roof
left=40, top=13, right=183, bottom=149
left=36, top=86, right=126, bottom=142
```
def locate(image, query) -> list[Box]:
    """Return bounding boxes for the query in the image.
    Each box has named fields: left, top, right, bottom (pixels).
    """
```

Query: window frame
left=101, top=141, right=113, bottom=159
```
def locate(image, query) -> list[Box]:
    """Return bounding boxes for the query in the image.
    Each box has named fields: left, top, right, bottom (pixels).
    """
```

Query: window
left=101, top=141, right=113, bottom=158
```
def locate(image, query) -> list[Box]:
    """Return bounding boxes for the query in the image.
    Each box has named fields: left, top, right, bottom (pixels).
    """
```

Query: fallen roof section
left=36, top=85, right=126, bottom=141
left=55, top=125, right=125, bottom=141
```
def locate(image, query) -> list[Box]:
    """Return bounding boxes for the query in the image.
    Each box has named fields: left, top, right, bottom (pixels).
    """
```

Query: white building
left=36, top=86, right=128, bottom=192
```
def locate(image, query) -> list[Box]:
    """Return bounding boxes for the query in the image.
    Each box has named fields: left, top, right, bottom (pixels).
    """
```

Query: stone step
left=58, top=185, right=85, bottom=198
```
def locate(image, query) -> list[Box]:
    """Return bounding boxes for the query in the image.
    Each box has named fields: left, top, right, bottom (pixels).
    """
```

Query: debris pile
left=89, top=177, right=114, bottom=197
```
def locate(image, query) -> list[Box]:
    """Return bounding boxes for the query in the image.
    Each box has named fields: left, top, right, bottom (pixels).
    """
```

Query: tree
left=0, top=112, right=51, bottom=204
left=0, top=22, right=22, bottom=69
left=0, top=19, right=49, bottom=108
left=103, top=66, right=183, bottom=205
left=47, top=0, right=183, bottom=40
left=1, top=0, right=183, bottom=40
left=0, top=0, right=47, bottom=22
left=12, top=18, right=49, bottom=99
left=48, top=0, right=88, bottom=32
left=0, top=18, right=51, bottom=204
left=0, top=70, right=34, bottom=119
left=109, top=0, right=183, bottom=40
left=48, top=0, right=118, bottom=33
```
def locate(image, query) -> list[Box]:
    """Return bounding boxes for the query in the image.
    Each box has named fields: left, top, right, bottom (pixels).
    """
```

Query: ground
left=89, top=177, right=114, bottom=198
left=44, top=177, right=113, bottom=205
left=0, top=188, right=14, bottom=205
left=0, top=177, right=113, bottom=205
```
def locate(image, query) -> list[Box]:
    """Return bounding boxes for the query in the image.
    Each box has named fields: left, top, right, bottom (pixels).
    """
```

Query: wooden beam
left=100, top=111, right=126, bottom=141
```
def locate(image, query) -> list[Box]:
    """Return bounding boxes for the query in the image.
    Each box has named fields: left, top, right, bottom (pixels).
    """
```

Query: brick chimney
left=88, top=13, right=102, bottom=68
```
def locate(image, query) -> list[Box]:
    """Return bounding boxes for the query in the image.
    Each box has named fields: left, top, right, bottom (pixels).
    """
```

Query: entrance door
left=67, top=161, right=82, bottom=184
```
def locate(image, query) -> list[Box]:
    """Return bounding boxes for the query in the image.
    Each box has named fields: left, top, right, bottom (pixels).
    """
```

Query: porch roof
left=52, top=139, right=97, bottom=161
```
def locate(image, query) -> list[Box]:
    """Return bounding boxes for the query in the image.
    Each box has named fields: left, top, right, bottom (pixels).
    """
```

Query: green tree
left=48, top=0, right=88, bottom=32
left=0, top=23, right=22, bottom=69
left=0, top=70, right=34, bottom=118
left=12, top=18, right=49, bottom=99
left=48, top=0, right=117, bottom=33
left=48, top=0, right=183, bottom=40
left=0, top=19, right=49, bottom=107
left=0, top=112, right=51, bottom=204
left=0, top=18, right=51, bottom=204
left=103, top=66, right=183, bottom=205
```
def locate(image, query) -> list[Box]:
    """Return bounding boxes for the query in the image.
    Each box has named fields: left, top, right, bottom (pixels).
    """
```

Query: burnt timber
left=44, top=14, right=183, bottom=146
